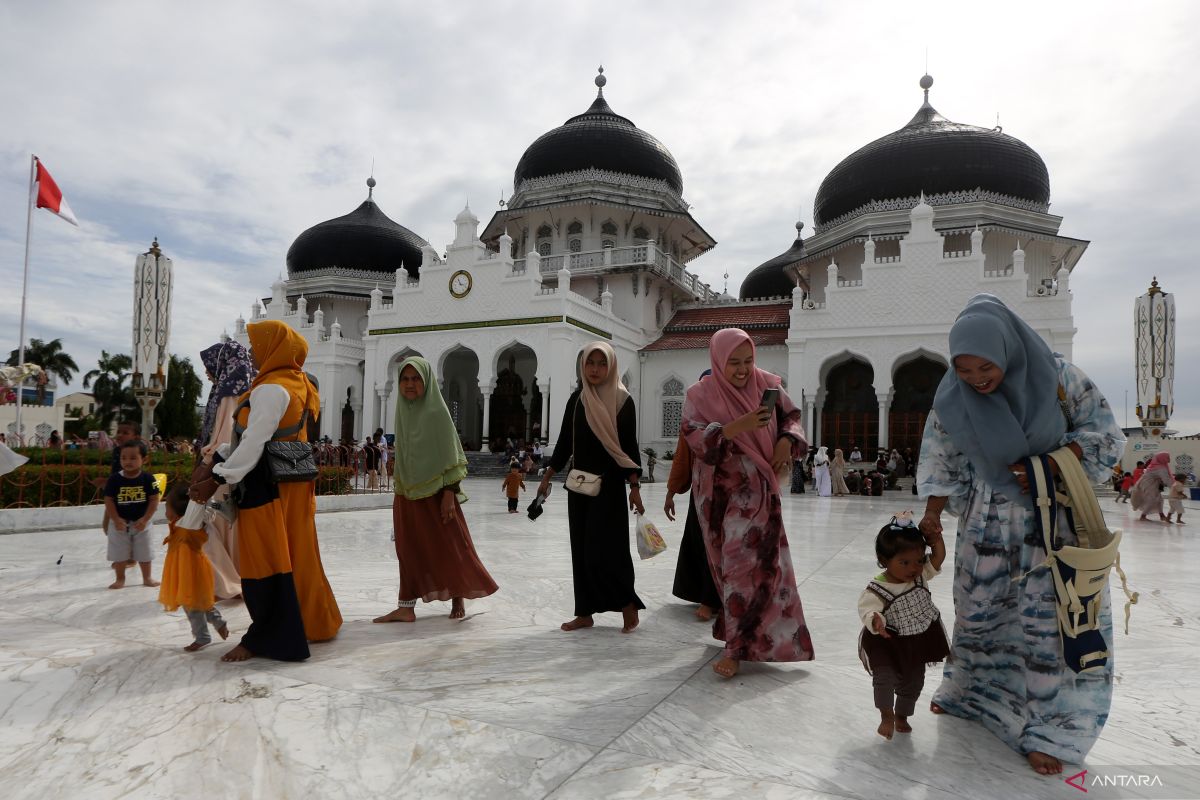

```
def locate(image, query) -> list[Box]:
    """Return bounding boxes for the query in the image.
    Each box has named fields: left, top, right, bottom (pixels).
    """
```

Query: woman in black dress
left=537, top=342, right=646, bottom=633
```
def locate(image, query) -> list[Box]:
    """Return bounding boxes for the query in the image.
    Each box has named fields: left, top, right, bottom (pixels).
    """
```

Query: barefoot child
left=98, top=421, right=140, bottom=542
left=159, top=484, right=230, bottom=651
left=1168, top=473, right=1188, bottom=524
left=103, top=439, right=160, bottom=589
left=858, top=513, right=949, bottom=740
left=501, top=461, right=525, bottom=513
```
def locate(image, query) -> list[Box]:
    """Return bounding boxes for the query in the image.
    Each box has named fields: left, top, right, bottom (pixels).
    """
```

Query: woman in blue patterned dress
left=917, top=294, right=1125, bottom=776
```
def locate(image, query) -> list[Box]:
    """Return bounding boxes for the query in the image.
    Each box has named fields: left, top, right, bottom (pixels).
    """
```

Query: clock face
left=449, top=270, right=472, bottom=298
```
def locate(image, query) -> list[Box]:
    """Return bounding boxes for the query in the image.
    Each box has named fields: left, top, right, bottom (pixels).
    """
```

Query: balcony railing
left=512, top=244, right=716, bottom=301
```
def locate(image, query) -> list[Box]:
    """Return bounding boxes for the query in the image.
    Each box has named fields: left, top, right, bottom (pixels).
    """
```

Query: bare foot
left=1139, top=515, right=1149, bottom=521
left=373, top=608, right=416, bottom=623
left=560, top=616, right=594, bottom=632
left=712, top=657, right=739, bottom=679
left=621, top=604, right=640, bottom=633
left=450, top=598, right=465, bottom=619
left=184, top=641, right=208, bottom=652
left=877, top=710, right=895, bottom=739
left=108, top=579, right=125, bottom=590
left=695, top=604, right=714, bottom=622
left=221, top=644, right=255, bottom=662
left=930, top=701, right=946, bottom=714
left=1027, top=751, right=1063, bottom=775
left=894, top=716, right=912, bottom=733
left=217, top=624, right=230, bottom=641
left=142, top=579, right=160, bottom=587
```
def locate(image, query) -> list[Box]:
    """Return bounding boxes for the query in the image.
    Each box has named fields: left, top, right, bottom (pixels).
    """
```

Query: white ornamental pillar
left=805, top=397, right=817, bottom=445
left=1134, top=277, right=1175, bottom=434
left=480, top=389, right=493, bottom=452
left=538, top=380, right=551, bottom=444
left=877, top=393, right=890, bottom=452
left=131, top=238, right=173, bottom=437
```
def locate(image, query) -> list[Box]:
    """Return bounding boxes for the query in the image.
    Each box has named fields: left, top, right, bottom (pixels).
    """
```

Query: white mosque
left=233, top=70, right=1086, bottom=459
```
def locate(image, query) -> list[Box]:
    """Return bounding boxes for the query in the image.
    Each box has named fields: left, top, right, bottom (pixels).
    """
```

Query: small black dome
left=813, top=77, right=1050, bottom=227
left=286, top=192, right=428, bottom=277
left=514, top=79, right=683, bottom=194
left=741, top=222, right=804, bottom=300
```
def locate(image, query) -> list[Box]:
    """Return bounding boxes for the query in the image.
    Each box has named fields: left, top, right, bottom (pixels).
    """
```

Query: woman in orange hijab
left=203, top=321, right=342, bottom=661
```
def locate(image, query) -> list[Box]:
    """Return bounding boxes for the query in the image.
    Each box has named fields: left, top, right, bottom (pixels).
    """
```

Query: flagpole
left=15, top=154, right=36, bottom=446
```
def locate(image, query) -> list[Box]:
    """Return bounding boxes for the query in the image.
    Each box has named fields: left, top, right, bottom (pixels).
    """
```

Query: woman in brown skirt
left=374, top=356, right=497, bottom=623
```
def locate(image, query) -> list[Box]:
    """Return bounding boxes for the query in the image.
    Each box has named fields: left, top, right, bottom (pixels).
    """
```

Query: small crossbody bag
left=233, top=396, right=318, bottom=483
left=564, top=399, right=603, bottom=496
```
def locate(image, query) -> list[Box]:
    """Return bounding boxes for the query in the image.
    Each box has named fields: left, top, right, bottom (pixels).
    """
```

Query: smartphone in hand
left=761, top=387, right=780, bottom=411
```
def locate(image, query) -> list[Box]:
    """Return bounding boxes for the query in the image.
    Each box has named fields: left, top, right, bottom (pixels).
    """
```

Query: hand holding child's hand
left=872, top=613, right=892, bottom=639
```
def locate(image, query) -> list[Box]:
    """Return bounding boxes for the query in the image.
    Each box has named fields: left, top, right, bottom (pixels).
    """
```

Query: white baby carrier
left=1023, top=446, right=1137, bottom=674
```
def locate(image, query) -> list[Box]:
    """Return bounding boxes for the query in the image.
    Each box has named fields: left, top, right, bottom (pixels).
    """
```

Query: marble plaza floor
left=1, top=480, right=1197, bottom=800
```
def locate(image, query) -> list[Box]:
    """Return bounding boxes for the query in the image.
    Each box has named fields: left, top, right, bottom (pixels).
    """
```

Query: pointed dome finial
left=149, top=237, right=161, bottom=257
left=366, top=175, right=376, bottom=200
left=595, top=65, right=606, bottom=96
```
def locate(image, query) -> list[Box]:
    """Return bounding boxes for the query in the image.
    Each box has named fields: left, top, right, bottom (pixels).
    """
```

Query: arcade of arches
left=818, top=355, right=946, bottom=457
left=382, top=343, right=545, bottom=453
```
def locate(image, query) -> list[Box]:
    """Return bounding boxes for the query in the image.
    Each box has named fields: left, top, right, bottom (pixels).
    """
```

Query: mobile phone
left=761, top=388, right=780, bottom=411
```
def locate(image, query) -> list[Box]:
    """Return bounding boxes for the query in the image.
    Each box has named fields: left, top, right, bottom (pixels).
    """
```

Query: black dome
left=286, top=190, right=428, bottom=277
left=514, top=77, right=683, bottom=194
left=813, top=77, right=1050, bottom=227
left=741, top=222, right=804, bottom=300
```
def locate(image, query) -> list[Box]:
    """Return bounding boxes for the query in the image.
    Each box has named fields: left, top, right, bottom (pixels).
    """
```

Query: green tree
left=6, top=337, right=79, bottom=385
left=82, top=351, right=136, bottom=430
left=156, top=354, right=203, bottom=439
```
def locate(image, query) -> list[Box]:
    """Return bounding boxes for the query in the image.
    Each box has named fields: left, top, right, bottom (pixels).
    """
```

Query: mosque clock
left=449, top=269, right=473, bottom=299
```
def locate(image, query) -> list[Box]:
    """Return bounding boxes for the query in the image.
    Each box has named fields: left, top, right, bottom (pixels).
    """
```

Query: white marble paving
left=0, top=479, right=1197, bottom=799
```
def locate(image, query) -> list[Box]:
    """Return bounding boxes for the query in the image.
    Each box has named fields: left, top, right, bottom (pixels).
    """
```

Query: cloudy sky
left=2, top=0, right=1197, bottom=432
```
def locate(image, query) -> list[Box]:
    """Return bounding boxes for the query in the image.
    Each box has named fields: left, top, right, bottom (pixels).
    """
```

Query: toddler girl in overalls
left=858, top=513, right=949, bottom=739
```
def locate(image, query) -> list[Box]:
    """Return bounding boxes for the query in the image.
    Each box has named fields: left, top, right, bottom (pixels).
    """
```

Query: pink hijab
left=578, top=342, right=639, bottom=471
left=688, top=328, right=783, bottom=491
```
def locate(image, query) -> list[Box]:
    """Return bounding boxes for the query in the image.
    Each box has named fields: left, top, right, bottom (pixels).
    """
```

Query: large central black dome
left=286, top=179, right=428, bottom=277
left=514, top=69, right=683, bottom=194
left=813, top=76, right=1050, bottom=227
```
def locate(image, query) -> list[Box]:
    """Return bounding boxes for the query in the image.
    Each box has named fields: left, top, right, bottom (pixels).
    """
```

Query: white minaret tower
left=131, top=238, right=173, bottom=436
left=1134, top=277, right=1175, bottom=435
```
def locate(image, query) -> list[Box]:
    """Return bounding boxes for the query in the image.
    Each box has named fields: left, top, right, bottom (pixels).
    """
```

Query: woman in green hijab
left=373, top=356, right=498, bottom=622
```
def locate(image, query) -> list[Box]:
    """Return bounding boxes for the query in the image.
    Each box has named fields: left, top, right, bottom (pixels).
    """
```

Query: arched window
left=569, top=239, right=582, bottom=253
left=567, top=220, right=583, bottom=235
left=601, top=221, right=618, bottom=236
left=633, top=226, right=649, bottom=242
left=538, top=242, right=551, bottom=257
left=536, top=224, right=553, bottom=238
left=661, top=377, right=685, bottom=438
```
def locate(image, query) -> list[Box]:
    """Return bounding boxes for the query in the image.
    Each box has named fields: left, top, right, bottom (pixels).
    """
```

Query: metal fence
left=1, top=443, right=393, bottom=509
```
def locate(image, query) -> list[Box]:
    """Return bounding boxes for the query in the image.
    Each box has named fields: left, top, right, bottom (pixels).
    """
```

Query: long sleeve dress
left=212, top=383, right=342, bottom=660
left=667, top=432, right=721, bottom=610
left=682, top=391, right=815, bottom=663
left=917, top=359, right=1125, bottom=762
left=549, top=391, right=645, bottom=617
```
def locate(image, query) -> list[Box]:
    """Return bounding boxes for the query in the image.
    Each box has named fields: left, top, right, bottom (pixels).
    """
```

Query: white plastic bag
left=635, top=513, right=668, bottom=560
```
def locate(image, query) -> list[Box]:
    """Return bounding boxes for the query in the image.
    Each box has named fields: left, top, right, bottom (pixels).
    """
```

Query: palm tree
left=83, top=351, right=135, bottom=429
left=6, top=337, right=79, bottom=385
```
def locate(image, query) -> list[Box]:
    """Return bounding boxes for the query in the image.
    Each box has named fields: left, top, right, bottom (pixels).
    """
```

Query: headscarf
left=392, top=356, right=468, bottom=501
left=932, top=294, right=1065, bottom=497
left=685, top=328, right=783, bottom=491
left=814, top=446, right=829, bottom=465
left=832, top=448, right=846, bottom=468
left=1141, top=451, right=1172, bottom=483
left=577, top=342, right=639, bottom=470
left=245, top=321, right=320, bottom=422
left=199, top=341, right=256, bottom=446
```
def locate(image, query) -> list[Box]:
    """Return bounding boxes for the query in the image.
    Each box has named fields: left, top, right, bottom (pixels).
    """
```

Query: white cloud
left=2, top=0, right=1197, bottom=431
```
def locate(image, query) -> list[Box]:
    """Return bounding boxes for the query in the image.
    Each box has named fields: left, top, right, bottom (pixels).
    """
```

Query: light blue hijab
left=932, top=294, right=1066, bottom=497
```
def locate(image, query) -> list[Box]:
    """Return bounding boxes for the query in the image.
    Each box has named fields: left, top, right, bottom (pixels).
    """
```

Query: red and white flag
left=33, top=158, right=78, bottom=226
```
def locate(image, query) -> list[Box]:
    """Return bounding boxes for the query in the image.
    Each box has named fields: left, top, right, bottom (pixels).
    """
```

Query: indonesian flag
left=34, top=158, right=78, bottom=226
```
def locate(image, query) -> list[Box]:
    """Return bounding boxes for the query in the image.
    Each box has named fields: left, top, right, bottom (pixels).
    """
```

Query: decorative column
left=131, top=238, right=173, bottom=437
left=805, top=397, right=817, bottom=446
left=877, top=392, right=890, bottom=453
left=538, top=380, right=551, bottom=444
left=480, top=387, right=493, bottom=452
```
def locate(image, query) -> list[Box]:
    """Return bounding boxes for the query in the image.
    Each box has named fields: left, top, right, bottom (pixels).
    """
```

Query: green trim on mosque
left=370, top=314, right=611, bottom=339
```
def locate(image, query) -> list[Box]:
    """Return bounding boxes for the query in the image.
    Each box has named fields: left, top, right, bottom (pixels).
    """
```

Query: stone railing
left=512, top=244, right=717, bottom=301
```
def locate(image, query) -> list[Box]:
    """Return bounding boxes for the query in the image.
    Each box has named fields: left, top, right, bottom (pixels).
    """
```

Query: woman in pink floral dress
left=683, top=328, right=815, bottom=678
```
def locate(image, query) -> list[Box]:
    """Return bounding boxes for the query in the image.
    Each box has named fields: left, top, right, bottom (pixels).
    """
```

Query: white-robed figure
left=813, top=446, right=832, bottom=497
left=917, top=294, right=1125, bottom=776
